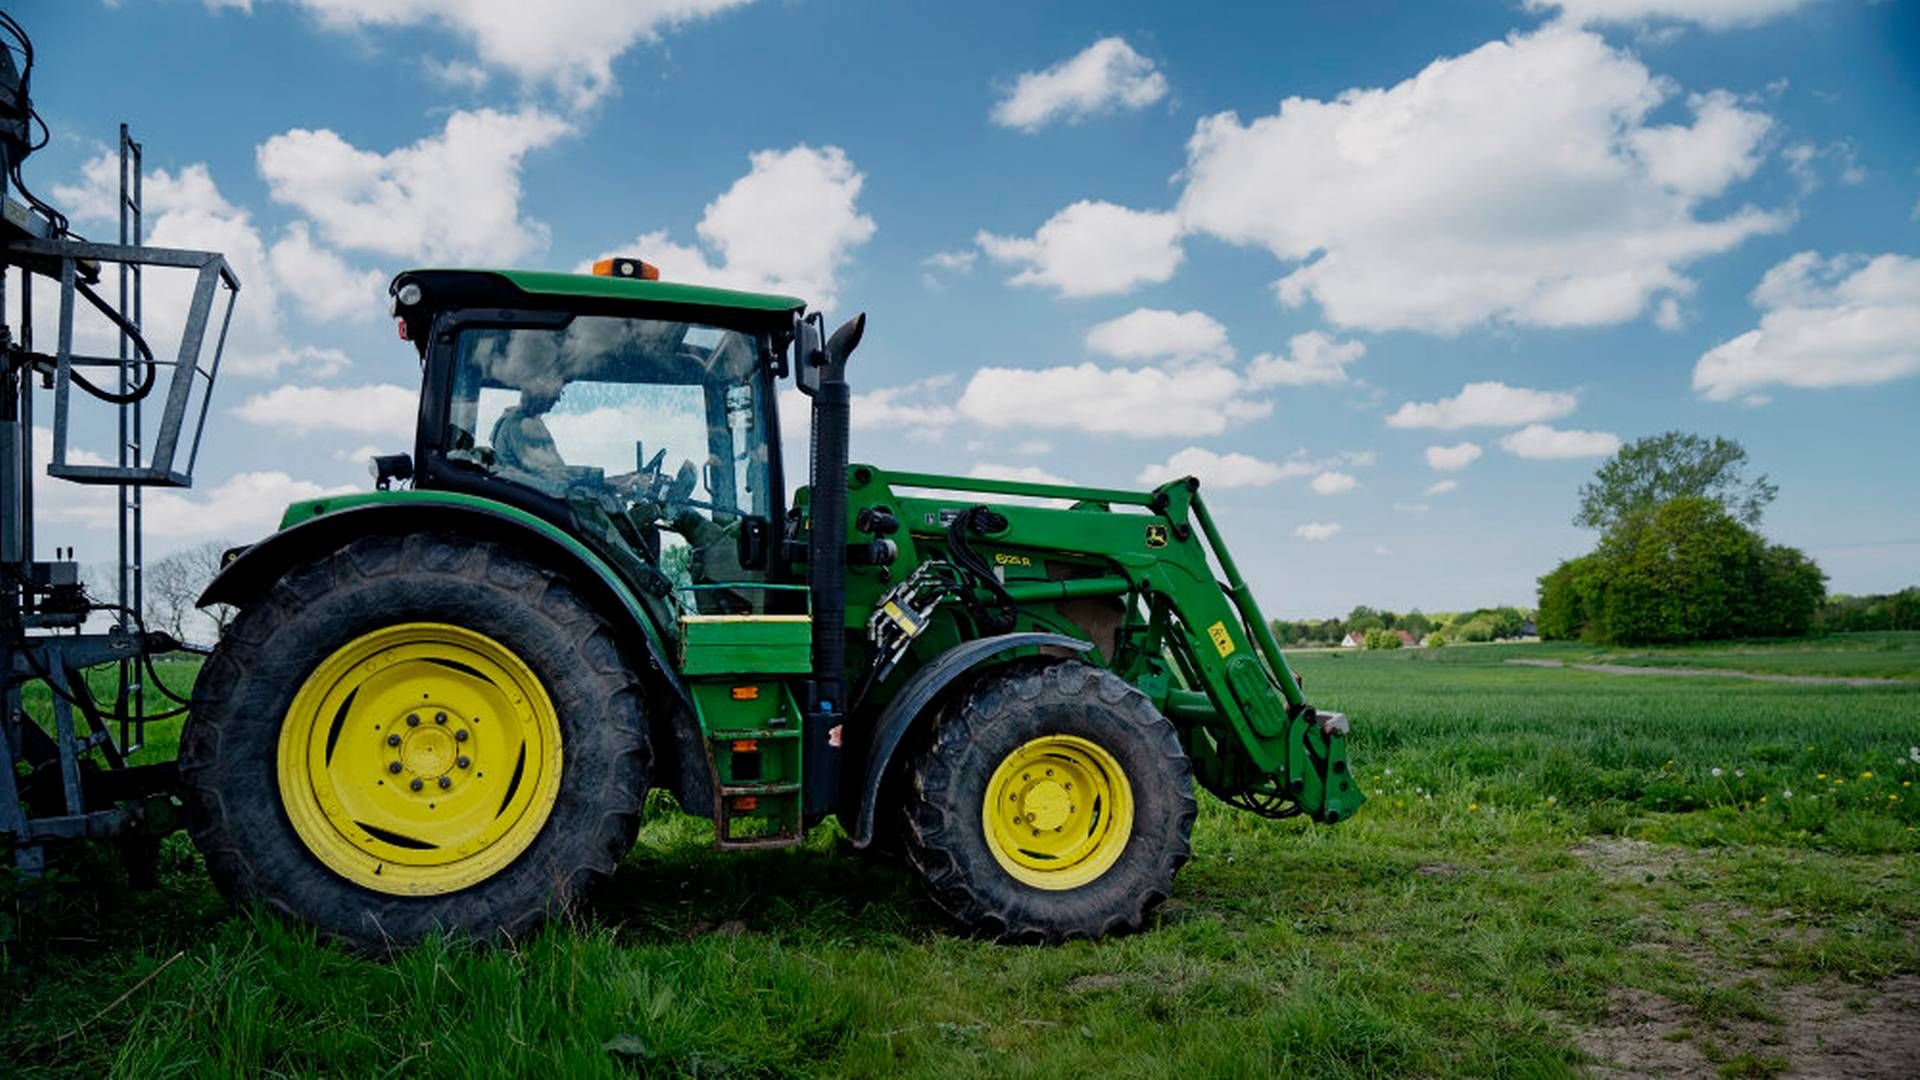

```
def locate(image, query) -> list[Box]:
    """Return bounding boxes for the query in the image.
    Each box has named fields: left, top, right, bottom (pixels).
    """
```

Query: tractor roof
left=392, top=268, right=806, bottom=317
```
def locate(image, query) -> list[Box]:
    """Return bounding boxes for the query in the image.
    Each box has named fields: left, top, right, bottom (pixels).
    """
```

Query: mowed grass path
left=4, top=637, right=1918, bottom=1077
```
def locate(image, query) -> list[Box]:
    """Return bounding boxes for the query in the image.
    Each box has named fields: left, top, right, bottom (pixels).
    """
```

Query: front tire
left=900, top=660, right=1195, bottom=943
left=180, top=534, right=649, bottom=949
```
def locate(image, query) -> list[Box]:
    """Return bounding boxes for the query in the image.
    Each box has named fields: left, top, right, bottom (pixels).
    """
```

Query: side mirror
left=794, top=312, right=825, bottom=396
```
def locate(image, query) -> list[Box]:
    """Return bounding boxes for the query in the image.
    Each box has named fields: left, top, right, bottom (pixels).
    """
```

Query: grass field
left=5, top=636, right=1919, bottom=1077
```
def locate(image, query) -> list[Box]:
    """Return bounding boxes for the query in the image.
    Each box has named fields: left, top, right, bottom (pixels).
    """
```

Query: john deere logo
left=1145, top=525, right=1169, bottom=548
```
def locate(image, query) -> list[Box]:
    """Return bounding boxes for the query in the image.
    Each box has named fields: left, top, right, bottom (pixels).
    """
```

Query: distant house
left=1341, top=631, right=1366, bottom=648
left=1517, top=620, right=1538, bottom=639
left=1396, top=629, right=1418, bottom=646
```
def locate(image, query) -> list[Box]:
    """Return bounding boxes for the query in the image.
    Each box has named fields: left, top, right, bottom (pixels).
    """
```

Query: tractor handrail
left=882, top=469, right=1158, bottom=507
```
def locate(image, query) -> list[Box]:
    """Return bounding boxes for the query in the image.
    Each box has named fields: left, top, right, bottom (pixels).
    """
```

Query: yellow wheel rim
left=982, top=734, right=1134, bottom=891
left=276, top=622, right=563, bottom=896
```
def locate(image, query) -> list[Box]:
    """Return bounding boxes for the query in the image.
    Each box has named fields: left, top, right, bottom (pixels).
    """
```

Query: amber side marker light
left=730, top=686, right=760, bottom=701
left=592, top=257, right=660, bottom=280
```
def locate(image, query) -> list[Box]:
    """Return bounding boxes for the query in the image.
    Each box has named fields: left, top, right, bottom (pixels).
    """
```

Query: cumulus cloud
left=991, top=37, right=1168, bottom=132
left=594, top=145, right=875, bottom=309
left=268, top=222, right=385, bottom=323
left=1386, top=382, right=1578, bottom=430
left=956, top=362, right=1269, bottom=437
left=1499, top=423, right=1623, bottom=458
left=1425, top=479, right=1460, bottom=496
left=1085, top=308, right=1233, bottom=365
left=231, top=384, right=421, bottom=435
left=1136, top=447, right=1311, bottom=488
left=1310, top=471, right=1358, bottom=494
left=1175, top=26, right=1785, bottom=333
left=1524, top=0, right=1812, bottom=29
left=1425, top=442, right=1484, bottom=471
left=1294, top=522, right=1342, bottom=541
left=237, top=0, right=755, bottom=109
left=977, top=201, right=1183, bottom=298
left=1246, top=330, right=1365, bottom=387
left=1693, top=252, right=1920, bottom=401
left=852, top=376, right=956, bottom=440
left=51, top=155, right=353, bottom=376
left=48, top=460, right=356, bottom=543
left=258, top=108, right=573, bottom=266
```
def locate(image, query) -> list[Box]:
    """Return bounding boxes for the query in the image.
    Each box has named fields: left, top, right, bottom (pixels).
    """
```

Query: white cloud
left=956, top=362, right=1269, bottom=437
left=1499, top=423, right=1623, bottom=458
left=1392, top=502, right=1430, bottom=514
left=968, top=463, right=1072, bottom=485
left=232, top=384, right=420, bottom=435
left=1294, top=522, right=1342, bottom=541
left=595, top=145, right=874, bottom=309
left=1424, top=442, right=1484, bottom=472
left=1425, top=479, right=1460, bottom=496
left=1246, top=330, right=1365, bottom=387
left=1525, top=0, right=1812, bottom=29
left=334, top=443, right=390, bottom=464
left=853, top=376, right=956, bottom=438
left=1783, top=140, right=1865, bottom=193
left=1136, top=447, right=1310, bottom=488
left=1386, top=382, right=1578, bottom=430
left=1012, top=439, right=1053, bottom=455
left=50, top=463, right=356, bottom=542
left=268, top=222, right=385, bottom=323
left=1175, top=27, right=1785, bottom=333
left=922, top=248, right=977, bottom=288
left=1085, top=308, right=1233, bottom=365
left=258, top=108, right=573, bottom=266
left=977, top=201, right=1183, bottom=298
left=991, top=37, right=1168, bottom=132
left=51, top=155, right=347, bottom=377
left=256, top=0, right=755, bottom=109
left=1310, top=471, right=1357, bottom=494
left=1693, top=252, right=1920, bottom=401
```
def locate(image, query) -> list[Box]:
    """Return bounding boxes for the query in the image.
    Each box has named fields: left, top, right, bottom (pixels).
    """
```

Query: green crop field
left=5, top=636, right=1919, bottom=1078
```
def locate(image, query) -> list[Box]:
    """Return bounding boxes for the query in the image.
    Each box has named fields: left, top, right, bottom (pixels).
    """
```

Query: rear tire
left=900, top=659, right=1195, bottom=943
left=180, top=534, right=649, bottom=950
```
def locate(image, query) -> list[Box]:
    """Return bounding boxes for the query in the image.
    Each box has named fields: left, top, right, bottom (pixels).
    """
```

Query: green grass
left=1462, top=630, right=1920, bottom=680
left=5, top=635, right=1918, bottom=1077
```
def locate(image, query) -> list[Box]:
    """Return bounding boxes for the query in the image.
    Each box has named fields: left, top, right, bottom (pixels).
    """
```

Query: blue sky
left=14, top=0, right=1919, bottom=618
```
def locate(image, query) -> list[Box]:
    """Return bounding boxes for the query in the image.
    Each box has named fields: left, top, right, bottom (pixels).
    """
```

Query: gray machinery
left=1, top=12, right=239, bottom=876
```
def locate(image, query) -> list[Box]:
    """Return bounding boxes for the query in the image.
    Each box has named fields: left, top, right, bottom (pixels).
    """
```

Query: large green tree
left=1575, top=432, right=1777, bottom=531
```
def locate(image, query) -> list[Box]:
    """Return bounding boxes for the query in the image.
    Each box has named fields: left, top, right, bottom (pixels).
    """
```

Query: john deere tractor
left=180, top=258, right=1363, bottom=947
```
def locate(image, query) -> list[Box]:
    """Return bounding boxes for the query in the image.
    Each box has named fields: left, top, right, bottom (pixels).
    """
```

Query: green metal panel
left=487, top=269, right=804, bottom=313
left=678, top=615, right=813, bottom=676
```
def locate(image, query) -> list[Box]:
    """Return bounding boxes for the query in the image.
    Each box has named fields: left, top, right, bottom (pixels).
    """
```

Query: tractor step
left=709, top=730, right=804, bottom=848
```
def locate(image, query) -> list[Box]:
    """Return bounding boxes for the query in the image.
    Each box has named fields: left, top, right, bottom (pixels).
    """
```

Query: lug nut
left=438, top=776, right=452, bottom=790
left=410, top=778, right=424, bottom=792
left=454, top=729, right=468, bottom=742
left=435, top=712, right=447, bottom=725
left=457, top=756, right=471, bottom=769
left=406, top=714, right=420, bottom=727
left=387, top=734, right=401, bottom=747
left=387, top=761, right=403, bottom=774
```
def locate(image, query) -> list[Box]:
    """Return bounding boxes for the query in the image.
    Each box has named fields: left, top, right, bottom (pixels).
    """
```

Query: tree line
left=1270, top=604, right=1532, bottom=648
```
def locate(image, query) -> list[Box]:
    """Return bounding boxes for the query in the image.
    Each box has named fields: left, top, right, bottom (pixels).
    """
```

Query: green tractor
left=181, top=258, right=1363, bottom=947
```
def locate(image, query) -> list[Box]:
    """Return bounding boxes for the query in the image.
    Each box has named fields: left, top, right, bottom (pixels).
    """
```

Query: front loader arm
left=1132, top=480, right=1363, bottom=823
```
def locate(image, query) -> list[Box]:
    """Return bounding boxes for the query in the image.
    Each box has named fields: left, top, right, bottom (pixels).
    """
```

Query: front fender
left=849, top=632, right=1091, bottom=848
left=200, top=494, right=690, bottom=711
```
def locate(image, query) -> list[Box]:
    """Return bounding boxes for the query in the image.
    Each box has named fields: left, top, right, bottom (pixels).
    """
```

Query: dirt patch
left=1576, top=985, right=1721, bottom=1076
left=1571, top=836, right=1695, bottom=884
left=1415, top=861, right=1461, bottom=878
left=1506, top=658, right=1904, bottom=688
left=1575, top=978, right=1920, bottom=1078
left=1776, top=976, right=1920, bottom=1079
left=1065, top=973, right=1129, bottom=995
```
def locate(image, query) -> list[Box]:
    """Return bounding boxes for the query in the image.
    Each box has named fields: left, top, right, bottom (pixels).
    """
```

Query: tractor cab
left=390, top=264, right=805, bottom=619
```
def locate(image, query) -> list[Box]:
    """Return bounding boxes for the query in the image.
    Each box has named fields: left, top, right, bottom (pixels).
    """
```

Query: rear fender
left=849, top=632, right=1090, bottom=848
left=200, top=498, right=690, bottom=714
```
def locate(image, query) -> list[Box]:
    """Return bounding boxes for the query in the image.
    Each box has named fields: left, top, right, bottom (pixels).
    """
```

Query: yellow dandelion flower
left=1862, top=771, right=1874, bottom=780
left=1817, top=773, right=1828, bottom=779
left=1468, top=803, right=1479, bottom=811
left=1759, top=796, right=1768, bottom=803
left=1836, top=778, right=1846, bottom=785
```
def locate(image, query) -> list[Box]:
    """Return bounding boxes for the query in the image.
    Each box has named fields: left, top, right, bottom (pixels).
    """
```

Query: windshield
left=444, top=314, right=776, bottom=612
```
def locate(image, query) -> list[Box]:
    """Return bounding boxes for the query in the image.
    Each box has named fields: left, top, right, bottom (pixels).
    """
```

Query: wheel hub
left=276, top=623, right=563, bottom=897
left=982, top=734, right=1134, bottom=891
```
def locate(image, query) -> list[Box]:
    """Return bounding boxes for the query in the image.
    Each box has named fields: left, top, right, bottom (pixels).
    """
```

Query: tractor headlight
left=396, top=282, right=423, bottom=307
